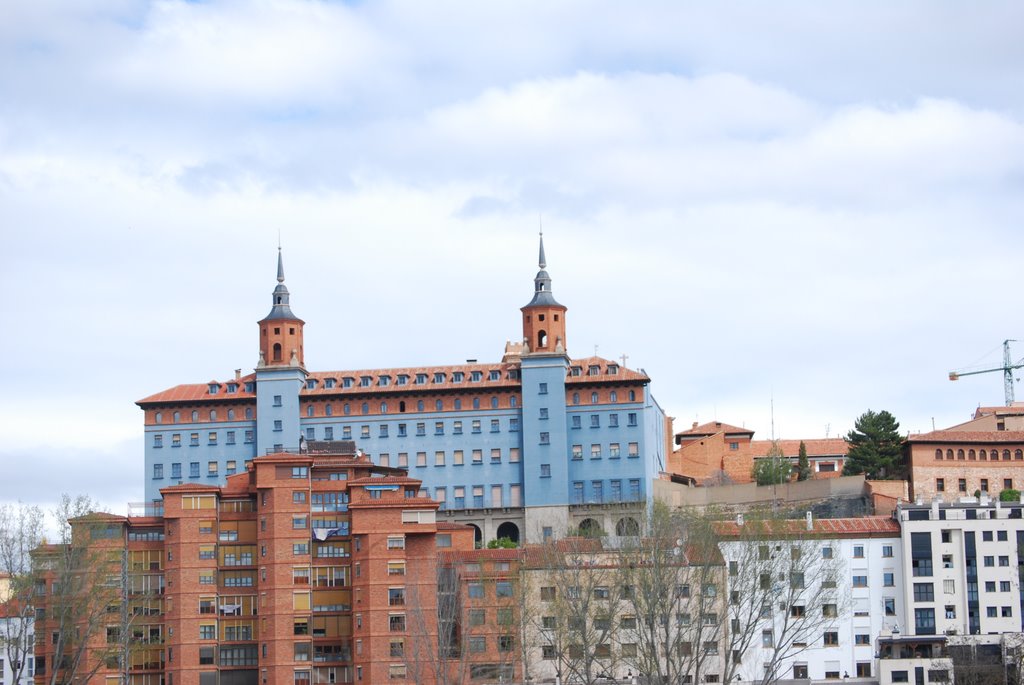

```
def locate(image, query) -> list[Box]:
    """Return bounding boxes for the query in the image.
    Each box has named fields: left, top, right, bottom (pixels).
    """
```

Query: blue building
left=138, top=237, right=668, bottom=543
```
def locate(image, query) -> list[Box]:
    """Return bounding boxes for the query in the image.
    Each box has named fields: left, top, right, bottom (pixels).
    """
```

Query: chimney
left=466, top=359, right=477, bottom=364
left=235, top=369, right=242, bottom=380
left=805, top=511, right=813, bottom=531
left=692, top=421, right=699, bottom=430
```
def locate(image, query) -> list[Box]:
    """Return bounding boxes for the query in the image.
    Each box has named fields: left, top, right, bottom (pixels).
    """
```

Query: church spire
left=521, top=232, right=567, bottom=355
left=258, top=246, right=305, bottom=367
left=277, top=246, right=285, bottom=283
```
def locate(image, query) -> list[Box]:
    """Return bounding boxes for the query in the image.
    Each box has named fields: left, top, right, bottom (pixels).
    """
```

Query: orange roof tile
left=750, top=439, right=849, bottom=458
left=677, top=421, right=754, bottom=438
left=714, top=516, right=899, bottom=538
left=138, top=357, right=648, bottom=406
left=908, top=430, right=1024, bottom=444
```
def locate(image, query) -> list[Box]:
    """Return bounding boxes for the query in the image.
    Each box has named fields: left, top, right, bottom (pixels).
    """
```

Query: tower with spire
left=520, top=230, right=568, bottom=355
left=518, top=231, right=573, bottom=541
left=255, top=247, right=307, bottom=454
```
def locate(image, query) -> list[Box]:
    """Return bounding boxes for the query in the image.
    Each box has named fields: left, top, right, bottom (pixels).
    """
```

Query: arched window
left=1016, top=450, right=1023, bottom=461
left=209, top=409, right=217, bottom=421
left=935, top=449, right=943, bottom=460
left=1004, top=450, right=1012, bottom=461
left=537, top=330, right=548, bottom=348
left=491, top=397, right=499, bottom=409
left=979, top=449, right=987, bottom=460
left=272, top=343, right=282, bottom=362
left=155, top=412, right=163, bottom=424
left=361, top=403, right=369, bottom=415
left=307, top=406, right=314, bottom=417
left=192, top=410, right=199, bottom=422
left=957, top=449, right=965, bottom=460
left=436, top=400, right=443, bottom=411
left=343, top=403, right=350, bottom=415
left=473, top=398, right=480, bottom=409
left=325, top=404, right=332, bottom=417
left=591, top=392, right=599, bottom=404
left=245, top=408, right=253, bottom=420
left=968, top=449, right=976, bottom=460
left=417, top=400, right=425, bottom=412
left=454, top=399, right=462, bottom=410
left=510, top=396, right=517, bottom=407
left=227, top=409, right=235, bottom=421
left=399, top=401, right=406, bottom=413
left=946, top=449, right=954, bottom=460
left=381, top=403, right=388, bottom=414
left=628, top=390, right=636, bottom=402
left=572, top=393, right=580, bottom=405
left=173, top=411, right=180, bottom=423
left=610, top=391, right=618, bottom=403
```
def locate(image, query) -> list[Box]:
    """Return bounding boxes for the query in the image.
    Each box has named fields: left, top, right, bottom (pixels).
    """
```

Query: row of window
left=305, top=368, right=516, bottom=390
left=303, top=417, right=524, bottom=442
left=153, top=460, right=242, bottom=480
left=153, top=430, right=254, bottom=449
left=935, top=477, right=1015, bottom=493
left=155, top=408, right=253, bottom=424
left=372, top=448, right=522, bottom=469
left=571, top=442, right=642, bottom=460
left=435, top=484, right=523, bottom=510
left=934, top=448, right=1024, bottom=461
left=568, top=412, right=638, bottom=428
left=570, top=479, right=643, bottom=504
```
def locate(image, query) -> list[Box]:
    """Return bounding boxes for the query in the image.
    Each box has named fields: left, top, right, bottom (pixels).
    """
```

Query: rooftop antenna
left=770, top=391, right=776, bottom=441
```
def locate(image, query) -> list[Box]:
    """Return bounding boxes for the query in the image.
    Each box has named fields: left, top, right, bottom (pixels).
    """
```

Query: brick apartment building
left=908, top=404, right=1024, bottom=501
left=137, top=237, right=670, bottom=545
left=31, top=442, right=490, bottom=685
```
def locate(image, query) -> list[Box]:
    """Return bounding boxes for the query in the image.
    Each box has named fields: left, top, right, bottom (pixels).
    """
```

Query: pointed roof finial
left=538, top=218, right=547, bottom=270
left=276, top=246, right=285, bottom=283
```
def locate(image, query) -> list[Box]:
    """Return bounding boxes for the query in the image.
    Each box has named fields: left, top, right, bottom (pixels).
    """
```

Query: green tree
left=796, top=441, right=811, bottom=481
left=841, top=410, right=906, bottom=479
left=752, top=441, right=792, bottom=485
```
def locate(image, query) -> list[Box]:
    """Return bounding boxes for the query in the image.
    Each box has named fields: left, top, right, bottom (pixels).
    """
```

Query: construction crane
left=948, top=339, right=1024, bottom=406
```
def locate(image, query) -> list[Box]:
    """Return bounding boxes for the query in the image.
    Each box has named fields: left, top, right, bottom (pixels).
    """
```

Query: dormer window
left=471, top=371, right=482, bottom=382
left=588, top=365, right=600, bottom=376
left=379, top=376, right=390, bottom=387
left=433, top=373, right=445, bottom=383
left=306, top=379, right=317, bottom=390
left=360, top=376, right=372, bottom=387
left=343, top=377, right=354, bottom=388
left=607, top=364, right=619, bottom=375
left=208, top=384, right=219, bottom=395
left=415, top=374, right=427, bottom=385
left=452, top=372, right=464, bottom=382
left=396, top=375, right=408, bottom=386
left=570, top=366, right=582, bottom=376
left=226, top=383, right=238, bottom=394
left=324, top=378, right=336, bottom=389
left=488, top=370, right=500, bottom=381
left=244, top=382, right=255, bottom=393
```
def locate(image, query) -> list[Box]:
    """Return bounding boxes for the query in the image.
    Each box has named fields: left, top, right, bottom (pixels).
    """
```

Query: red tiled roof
left=676, top=421, right=754, bottom=438
left=908, top=430, right=1024, bottom=444
left=750, top=439, right=849, bottom=458
left=975, top=405, right=1024, bottom=419
left=714, top=516, right=899, bottom=538
left=138, top=357, right=648, bottom=406
left=347, top=475, right=417, bottom=486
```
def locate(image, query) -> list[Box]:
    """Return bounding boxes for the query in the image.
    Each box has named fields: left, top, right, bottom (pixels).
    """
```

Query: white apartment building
left=718, top=516, right=905, bottom=684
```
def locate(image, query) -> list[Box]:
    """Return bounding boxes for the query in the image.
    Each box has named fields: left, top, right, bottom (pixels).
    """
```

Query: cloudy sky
left=2, top=1, right=1022, bottom=512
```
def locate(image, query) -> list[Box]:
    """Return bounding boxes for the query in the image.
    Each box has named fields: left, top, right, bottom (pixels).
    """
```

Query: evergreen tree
left=841, top=410, right=906, bottom=479
left=752, top=441, right=792, bottom=485
left=796, top=441, right=811, bottom=481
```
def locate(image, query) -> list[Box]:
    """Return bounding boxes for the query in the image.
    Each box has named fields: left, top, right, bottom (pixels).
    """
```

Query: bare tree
left=34, top=494, right=124, bottom=685
left=718, top=514, right=848, bottom=685
left=0, top=502, right=45, bottom=685
left=532, top=537, right=625, bottom=684
left=619, top=504, right=727, bottom=685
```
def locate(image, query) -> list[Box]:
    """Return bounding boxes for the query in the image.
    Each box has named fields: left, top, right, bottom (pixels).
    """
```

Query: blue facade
left=139, top=242, right=667, bottom=525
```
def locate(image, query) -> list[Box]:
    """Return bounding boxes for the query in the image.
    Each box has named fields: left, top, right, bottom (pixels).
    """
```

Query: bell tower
left=520, top=231, right=567, bottom=355
left=258, top=247, right=305, bottom=367
left=255, top=247, right=306, bottom=454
